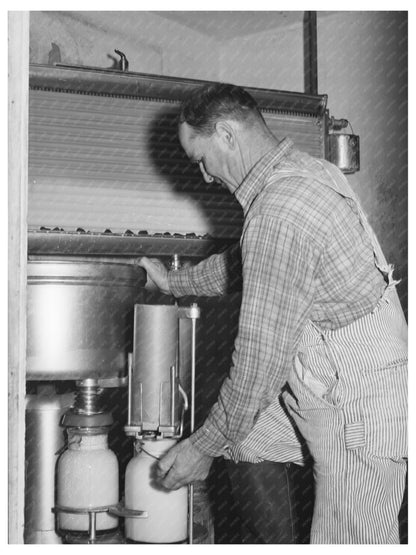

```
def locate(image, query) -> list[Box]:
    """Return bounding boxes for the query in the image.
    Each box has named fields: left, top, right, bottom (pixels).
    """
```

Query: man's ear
left=214, top=121, right=236, bottom=149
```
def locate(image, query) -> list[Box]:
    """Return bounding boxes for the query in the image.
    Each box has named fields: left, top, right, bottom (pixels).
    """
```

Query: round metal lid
left=28, top=259, right=146, bottom=287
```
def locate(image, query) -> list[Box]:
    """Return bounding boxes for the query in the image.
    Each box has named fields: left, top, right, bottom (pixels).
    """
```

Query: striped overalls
left=283, top=164, right=408, bottom=543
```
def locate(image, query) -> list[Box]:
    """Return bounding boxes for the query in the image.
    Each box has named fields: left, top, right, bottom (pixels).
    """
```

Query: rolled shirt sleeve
left=169, top=241, right=242, bottom=297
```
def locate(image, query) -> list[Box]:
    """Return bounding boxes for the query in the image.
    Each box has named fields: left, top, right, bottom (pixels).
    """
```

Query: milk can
left=124, top=438, right=188, bottom=543
left=57, top=428, right=119, bottom=532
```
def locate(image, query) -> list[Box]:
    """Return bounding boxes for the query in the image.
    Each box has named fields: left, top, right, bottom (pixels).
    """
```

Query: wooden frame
left=8, top=11, right=29, bottom=544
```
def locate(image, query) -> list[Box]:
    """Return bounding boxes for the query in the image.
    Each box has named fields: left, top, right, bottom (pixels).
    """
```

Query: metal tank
left=27, top=259, right=146, bottom=380
left=24, top=387, right=74, bottom=544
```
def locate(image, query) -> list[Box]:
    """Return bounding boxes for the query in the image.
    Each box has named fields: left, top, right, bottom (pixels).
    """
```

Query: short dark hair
left=179, top=82, right=265, bottom=136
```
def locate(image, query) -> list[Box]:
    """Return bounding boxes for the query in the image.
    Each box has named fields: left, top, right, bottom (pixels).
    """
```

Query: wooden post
left=8, top=11, right=29, bottom=544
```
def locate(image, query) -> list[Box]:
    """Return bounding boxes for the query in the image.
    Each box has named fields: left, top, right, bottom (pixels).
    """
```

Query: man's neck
left=238, top=132, right=280, bottom=183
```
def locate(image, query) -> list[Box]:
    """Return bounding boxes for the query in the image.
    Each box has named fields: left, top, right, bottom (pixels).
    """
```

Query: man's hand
left=136, top=257, right=170, bottom=295
left=156, top=438, right=213, bottom=490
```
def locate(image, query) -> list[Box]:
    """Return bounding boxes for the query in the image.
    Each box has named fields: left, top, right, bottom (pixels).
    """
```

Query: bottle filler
left=24, top=258, right=201, bottom=544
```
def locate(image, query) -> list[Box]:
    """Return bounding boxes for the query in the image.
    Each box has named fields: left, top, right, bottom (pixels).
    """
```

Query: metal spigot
left=114, top=49, right=129, bottom=71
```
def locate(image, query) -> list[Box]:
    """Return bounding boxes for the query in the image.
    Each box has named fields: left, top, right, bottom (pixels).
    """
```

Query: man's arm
left=188, top=215, right=322, bottom=456
left=156, top=215, right=322, bottom=489
left=138, top=241, right=242, bottom=297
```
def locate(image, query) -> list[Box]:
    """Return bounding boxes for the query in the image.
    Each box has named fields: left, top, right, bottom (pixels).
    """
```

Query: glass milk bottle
left=125, top=438, right=188, bottom=543
left=57, top=427, right=119, bottom=532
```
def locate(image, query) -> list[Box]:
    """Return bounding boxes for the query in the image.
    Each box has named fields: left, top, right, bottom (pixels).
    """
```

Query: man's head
left=178, top=83, right=274, bottom=192
left=179, top=83, right=265, bottom=137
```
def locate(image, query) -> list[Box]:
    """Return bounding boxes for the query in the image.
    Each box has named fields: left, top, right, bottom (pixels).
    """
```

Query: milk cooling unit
left=25, top=258, right=202, bottom=544
left=22, top=63, right=332, bottom=544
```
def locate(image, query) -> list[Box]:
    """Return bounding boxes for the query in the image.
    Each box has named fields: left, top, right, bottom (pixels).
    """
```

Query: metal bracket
left=108, top=502, right=147, bottom=519
left=53, top=503, right=147, bottom=543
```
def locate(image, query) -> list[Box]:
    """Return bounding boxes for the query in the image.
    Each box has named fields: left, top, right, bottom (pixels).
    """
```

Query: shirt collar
left=234, top=138, right=294, bottom=213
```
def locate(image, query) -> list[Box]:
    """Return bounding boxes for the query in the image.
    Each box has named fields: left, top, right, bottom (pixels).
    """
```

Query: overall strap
left=317, top=161, right=399, bottom=286
left=273, top=161, right=399, bottom=287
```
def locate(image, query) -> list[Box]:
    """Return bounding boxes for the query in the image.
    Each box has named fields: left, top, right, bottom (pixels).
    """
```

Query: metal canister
left=328, top=133, right=360, bottom=174
left=129, top=304, right=186, bottom=434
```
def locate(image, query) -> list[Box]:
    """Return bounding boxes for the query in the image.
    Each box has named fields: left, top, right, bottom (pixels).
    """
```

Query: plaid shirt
left=169, top=138, right=387, bottom=461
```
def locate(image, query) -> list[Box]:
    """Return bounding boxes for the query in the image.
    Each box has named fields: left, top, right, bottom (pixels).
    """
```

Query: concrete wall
left=29, top=10, right=408, bottom=310
left=317, top=11, right=407, bottom=309
left=218, top=20, right=304, bottom=91
left=220, top=11, right=408, bottom=308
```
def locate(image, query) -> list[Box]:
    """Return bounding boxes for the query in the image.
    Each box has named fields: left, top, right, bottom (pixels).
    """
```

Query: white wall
left=29, top=11, right=221, bottom=80
left=218, top=21, right=304, bottom=91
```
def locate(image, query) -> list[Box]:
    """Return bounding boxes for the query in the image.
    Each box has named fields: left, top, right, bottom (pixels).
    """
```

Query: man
left=138, top=83, right=407, bottom=544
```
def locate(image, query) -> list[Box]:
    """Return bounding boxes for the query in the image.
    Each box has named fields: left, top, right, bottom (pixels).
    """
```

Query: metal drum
left=27, top=260, right=146, bottom=380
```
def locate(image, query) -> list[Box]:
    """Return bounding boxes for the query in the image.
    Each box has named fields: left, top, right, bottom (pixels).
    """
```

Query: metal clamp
left=178, top=303, right=201, bottom=320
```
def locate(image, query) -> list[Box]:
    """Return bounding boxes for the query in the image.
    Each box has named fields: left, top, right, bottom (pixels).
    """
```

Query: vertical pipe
left=188, top=486, right=194, bottom=545
left=170, top=365, right=176, bottom=427
left=188, top=312, right=197, bottom=544
left=171, top=255, right=181, bottom=391
left=190, top=316, right=197, bottom=434
left=88, top=512, right=97, bottom=543
left=304, top=11, right=318, bottom=95
left=127, top=353, right=133, bottom=426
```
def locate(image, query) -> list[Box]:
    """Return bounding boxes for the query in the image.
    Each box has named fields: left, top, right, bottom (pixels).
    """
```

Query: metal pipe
left=188, top=306, right=198, bottom=545
left=304, top=11, right=318, bottom=95
left=190, top=316, right=197, bottom=434
left=170, top=366, right=176, bottom=428
left=127, top=353, right=133, bottom=426
left=88, top=512, right=97, bottom=543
